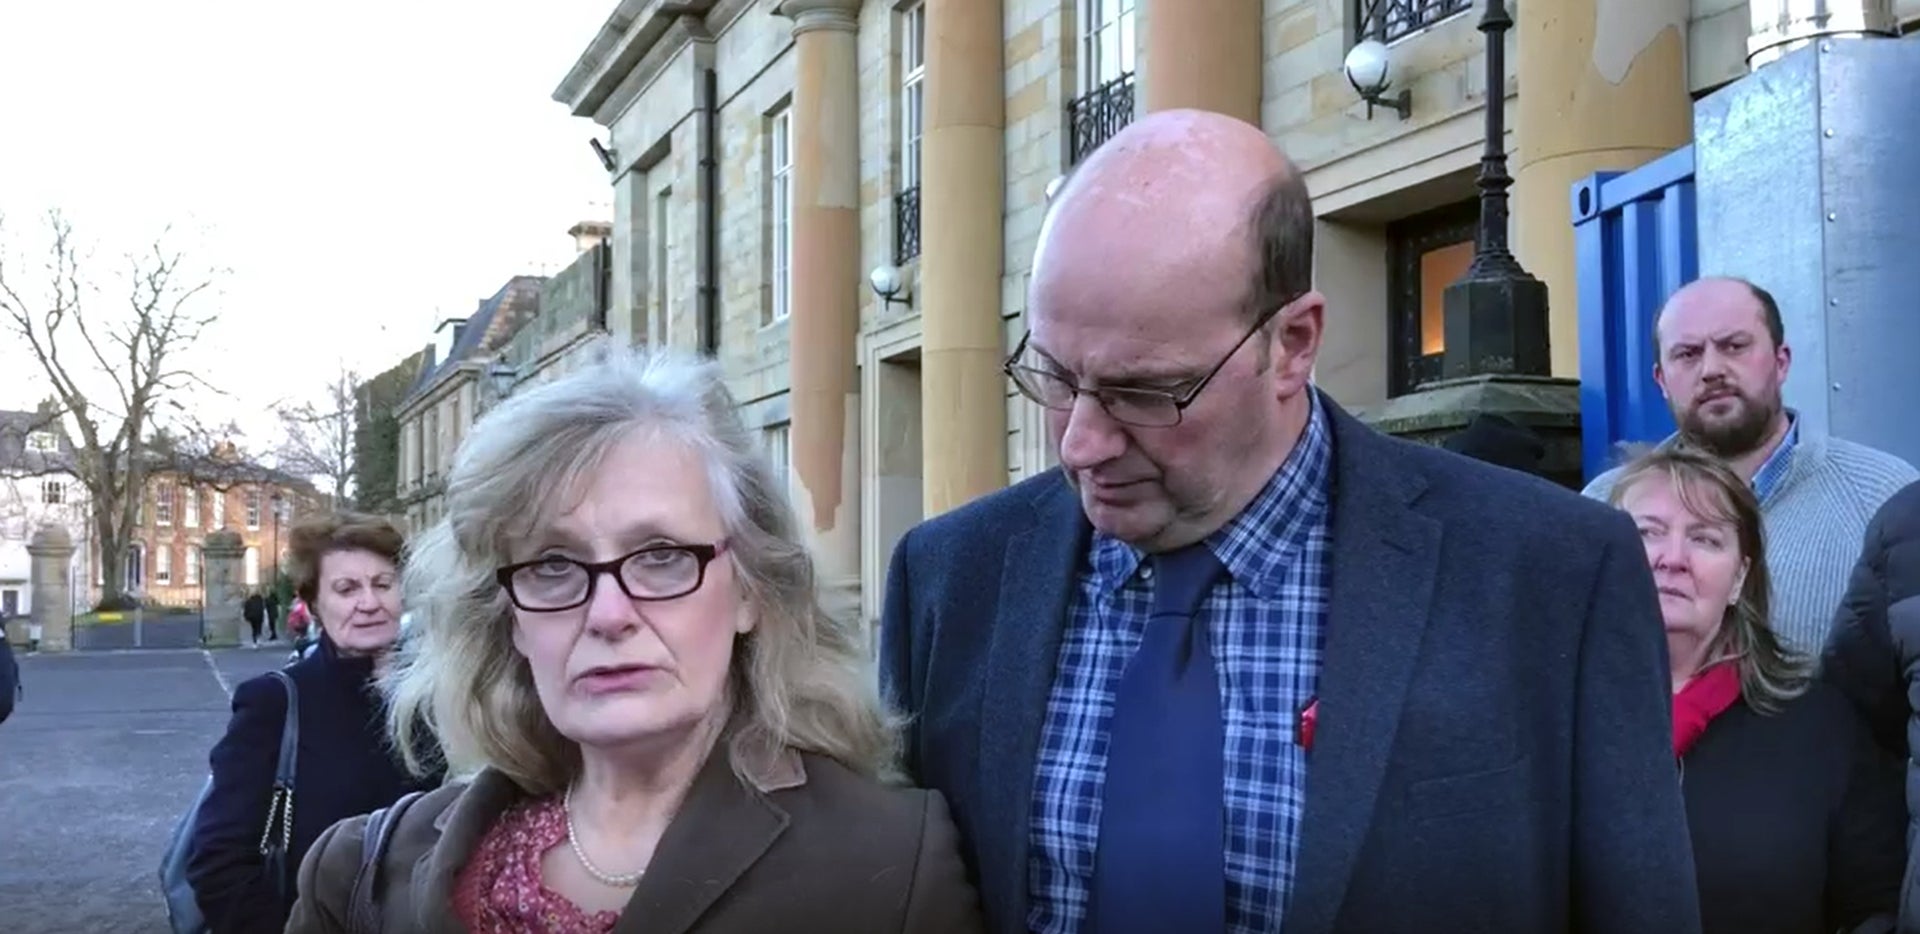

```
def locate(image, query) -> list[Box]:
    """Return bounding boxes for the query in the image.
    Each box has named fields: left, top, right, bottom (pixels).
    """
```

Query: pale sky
left=0, top=0, right=614, bottom=438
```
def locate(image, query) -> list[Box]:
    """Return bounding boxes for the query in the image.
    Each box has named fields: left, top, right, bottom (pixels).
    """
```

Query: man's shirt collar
left=1088, top=393, right=1334, bottom=599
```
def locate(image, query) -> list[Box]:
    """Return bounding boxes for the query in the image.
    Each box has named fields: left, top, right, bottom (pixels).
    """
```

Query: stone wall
left=604, top=1, right=1071, bottom=481
left=558, top=0, right=1920, bottom=625
left=1000, top=0, right=1072, bottom=483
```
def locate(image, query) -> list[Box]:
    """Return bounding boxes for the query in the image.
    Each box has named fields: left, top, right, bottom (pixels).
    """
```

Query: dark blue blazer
left=187, top=638, right=436, bottom=933
left=880, top=397, right=1703, bottom=934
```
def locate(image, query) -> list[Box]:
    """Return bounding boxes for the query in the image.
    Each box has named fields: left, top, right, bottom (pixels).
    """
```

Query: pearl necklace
left=563, top=785, right=645, bottom=888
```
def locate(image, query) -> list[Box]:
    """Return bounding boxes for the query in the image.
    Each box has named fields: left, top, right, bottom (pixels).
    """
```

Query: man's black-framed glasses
left=1003, top=300, right=1292, bottom=428
left=495, top=542, right=729, bottom=613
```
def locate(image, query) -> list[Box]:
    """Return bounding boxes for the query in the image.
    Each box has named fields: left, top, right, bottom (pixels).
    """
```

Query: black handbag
left=159, top=669, right=300, bottom=934
left=257, top=670, right=301, bottom=898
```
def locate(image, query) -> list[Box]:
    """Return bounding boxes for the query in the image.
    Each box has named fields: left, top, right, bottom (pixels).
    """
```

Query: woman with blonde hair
left=1607, top=445, right=1901, bottom=934
left=287, top=339, right=980, bottom=933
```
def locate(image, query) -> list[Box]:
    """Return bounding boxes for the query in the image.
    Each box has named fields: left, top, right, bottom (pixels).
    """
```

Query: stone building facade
left=394, top=275, right=546, bottom=532
left=0, top=410, right=91, bottom=621
left=554, top=0, right=1920, bottom=627
left=498, top=223, right=616, bottom=397
left=120, top=467, right=321, bottom=609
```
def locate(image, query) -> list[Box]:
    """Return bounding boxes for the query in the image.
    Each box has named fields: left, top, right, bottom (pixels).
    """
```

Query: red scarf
left=1671, top=661, right=1742, bottom=758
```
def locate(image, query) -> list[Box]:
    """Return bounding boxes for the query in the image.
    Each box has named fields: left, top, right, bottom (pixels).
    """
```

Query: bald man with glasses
left=878, top=110, right=1701, bottom=934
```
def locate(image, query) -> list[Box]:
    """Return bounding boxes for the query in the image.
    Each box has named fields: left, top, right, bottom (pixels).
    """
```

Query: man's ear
left=1273, top=291, right=1324, bottom=399
left=1653, top=363, right=1669, bottom=400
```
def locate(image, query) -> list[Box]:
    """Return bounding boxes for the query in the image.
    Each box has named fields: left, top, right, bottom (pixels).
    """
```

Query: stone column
left=1142, top=0, right=1263, bottom=124
left=202, top=529, right=247, bottom=648
left=921, top=0, right=1008, bottom=516
left=1513, top=0, right=1692, bottom=377
left=27, top=524, right=76, bottom=652
left=776, top=0, right=864, bottom=623
left=610, top=171, right=645, bottom=345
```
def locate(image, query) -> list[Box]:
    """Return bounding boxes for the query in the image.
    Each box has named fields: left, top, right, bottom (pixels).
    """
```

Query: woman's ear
left=1728, top=559, right=1750, bottom=607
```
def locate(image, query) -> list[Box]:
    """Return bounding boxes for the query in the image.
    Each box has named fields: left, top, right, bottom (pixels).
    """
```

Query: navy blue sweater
left=186, top=638, right=437, bottom=933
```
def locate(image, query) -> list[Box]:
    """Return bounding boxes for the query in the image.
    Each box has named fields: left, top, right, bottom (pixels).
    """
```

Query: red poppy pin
left=1297, top=697, right=1319, bottom=753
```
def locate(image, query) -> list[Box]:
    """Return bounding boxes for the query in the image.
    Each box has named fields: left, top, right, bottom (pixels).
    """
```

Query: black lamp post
left=1441, top=0, right=1551, bottom=380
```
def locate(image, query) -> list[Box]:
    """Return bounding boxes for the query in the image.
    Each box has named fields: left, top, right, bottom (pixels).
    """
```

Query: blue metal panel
left=1570, top=144, right=1699, bottom=482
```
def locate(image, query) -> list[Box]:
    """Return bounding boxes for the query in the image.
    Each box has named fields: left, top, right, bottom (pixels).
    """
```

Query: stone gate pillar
left=202, top=529, right=246, bottom=648
left=27, top=524, right=77, bottom=652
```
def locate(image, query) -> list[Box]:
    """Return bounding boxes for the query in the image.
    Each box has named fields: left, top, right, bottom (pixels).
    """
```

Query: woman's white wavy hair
left=385, top=337, right=899, bottom=794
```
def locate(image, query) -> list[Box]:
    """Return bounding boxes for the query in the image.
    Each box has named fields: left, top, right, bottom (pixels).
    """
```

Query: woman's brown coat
left=286, top=746, right=985, bottom=934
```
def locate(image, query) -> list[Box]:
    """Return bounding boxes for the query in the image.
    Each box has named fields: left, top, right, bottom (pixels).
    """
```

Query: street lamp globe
left=868, top=264, right=903, bottom=300
left=1343, top=38, right=1394, bottom=97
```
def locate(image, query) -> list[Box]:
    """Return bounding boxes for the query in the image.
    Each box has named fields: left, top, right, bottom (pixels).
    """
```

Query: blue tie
left=1089, top=543, right=1228, bottom=934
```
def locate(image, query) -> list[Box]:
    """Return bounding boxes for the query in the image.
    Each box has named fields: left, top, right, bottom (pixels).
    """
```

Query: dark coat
left=1822, top=479, right=1920, bottom=932
left=881, top=392, right=1703, bottom=934
left=287, top=746, right=984, bottom=934
left=1682, top=683, right=1903, bottom=934
left=187, top=637, right=437, bottom=933
left=242, top=594, right=265, bottom=626
left=0, top=634, right=17, bottom=725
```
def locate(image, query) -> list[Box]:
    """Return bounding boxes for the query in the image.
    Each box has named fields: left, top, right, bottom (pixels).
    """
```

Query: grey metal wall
left=1695, top=37, right=1920, bottom=469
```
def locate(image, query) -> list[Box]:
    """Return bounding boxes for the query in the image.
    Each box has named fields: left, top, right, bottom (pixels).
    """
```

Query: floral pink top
left=452, top=796, right=622, bottom=934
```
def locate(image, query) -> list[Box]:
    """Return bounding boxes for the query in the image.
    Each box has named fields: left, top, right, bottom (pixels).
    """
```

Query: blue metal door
left=1571, top=144, right=1699, bottom=482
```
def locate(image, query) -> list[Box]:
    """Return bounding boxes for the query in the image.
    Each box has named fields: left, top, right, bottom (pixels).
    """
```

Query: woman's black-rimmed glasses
left=494, top=541, right=729, bottom=613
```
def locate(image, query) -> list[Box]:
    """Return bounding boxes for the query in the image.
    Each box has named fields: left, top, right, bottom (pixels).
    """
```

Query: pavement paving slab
left=0, top=645, right=294, bottom=933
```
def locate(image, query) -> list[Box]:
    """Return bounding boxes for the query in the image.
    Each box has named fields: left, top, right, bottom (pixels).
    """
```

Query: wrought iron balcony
left=1066, top=71, right=1135, bottom=165
left=894, top=185, right=921, bottom=265
left=1356, top=0, right=1473, bottom=45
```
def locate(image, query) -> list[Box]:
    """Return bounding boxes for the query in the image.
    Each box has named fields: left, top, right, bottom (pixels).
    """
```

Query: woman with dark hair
left=187, top=513, right=439, bottom=932
left=1608, top=446, right=1902, bottom=934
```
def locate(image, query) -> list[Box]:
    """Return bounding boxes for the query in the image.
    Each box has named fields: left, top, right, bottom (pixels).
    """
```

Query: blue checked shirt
left=1750, top=413, right=1799, bottom=505
left=1027, top=396, right=1335, bottom=934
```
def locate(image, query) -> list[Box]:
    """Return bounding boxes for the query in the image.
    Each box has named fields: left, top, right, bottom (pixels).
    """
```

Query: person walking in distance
left=242, top=591, right=266, bottom=648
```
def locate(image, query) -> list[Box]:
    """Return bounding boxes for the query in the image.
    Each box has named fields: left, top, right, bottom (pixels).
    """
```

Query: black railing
left=1356, top=0, right=1472, bottom=44
left=894, top=185, right=921, bottom=265
left=1066, top=71, right=1135, bottom=165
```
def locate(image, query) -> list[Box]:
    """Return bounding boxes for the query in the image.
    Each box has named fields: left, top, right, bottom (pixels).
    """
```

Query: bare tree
left=153, top=418, right=261, bottom=493
left=273, top=364, right=360, bottom=508
left=0, top=210, right=219, bottom=609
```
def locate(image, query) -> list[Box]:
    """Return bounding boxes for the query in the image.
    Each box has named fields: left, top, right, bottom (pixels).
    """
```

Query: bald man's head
left=1656, top=277, right=1785, bottom=353
left=1652, top=276, right=1793, bottom=460
left=1014, top=109, right=1326, bottom=552
left=1035, top=109, right=1313, bottom=325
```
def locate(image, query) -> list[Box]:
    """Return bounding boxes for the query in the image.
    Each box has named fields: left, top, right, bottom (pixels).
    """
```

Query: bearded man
left=1584, top=276, right=1917, bottom=653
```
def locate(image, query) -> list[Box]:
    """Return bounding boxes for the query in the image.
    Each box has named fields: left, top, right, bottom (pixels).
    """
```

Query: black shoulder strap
left=348, top=790, right=425, bottom=934
left=265, top=670, right=299, bottom=785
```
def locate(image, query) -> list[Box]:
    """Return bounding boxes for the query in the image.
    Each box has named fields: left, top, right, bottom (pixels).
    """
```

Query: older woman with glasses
left=286, top=341, right=981, bottom=934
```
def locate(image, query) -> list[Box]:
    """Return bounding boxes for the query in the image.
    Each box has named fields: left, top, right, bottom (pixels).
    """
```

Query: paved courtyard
left=0, top=645, right=292, bottom=933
